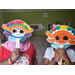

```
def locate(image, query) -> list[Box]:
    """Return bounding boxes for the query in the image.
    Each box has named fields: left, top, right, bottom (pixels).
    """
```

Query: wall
left=3, top=10, right=75, bottom=35
left=2, top=9, right=61, bottom=12
left=0, top=12, right=3, bottom=33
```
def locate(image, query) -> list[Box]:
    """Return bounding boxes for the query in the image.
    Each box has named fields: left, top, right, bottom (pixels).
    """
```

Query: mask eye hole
left=13, top=29, right=17, bottom=33
left=55, top=36, right=60, bottom=40
left=63, top=36, right=68, bottom=40
left=20, top=30, right=24, bottom=33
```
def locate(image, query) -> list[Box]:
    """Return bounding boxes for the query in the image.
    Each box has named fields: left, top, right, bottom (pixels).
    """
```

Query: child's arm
left=43, top=50, right=61, bottom=65
left=0, top=59, right=10, bottom=65
left=32, top=57, right=38, bottom=65
left=72, top=62, right=75, bottom=65
left=0, top=48, right=20, bottom=65
left=43, top=58, right=56, bottom=65
left=32, top=43, right=38, bottom=65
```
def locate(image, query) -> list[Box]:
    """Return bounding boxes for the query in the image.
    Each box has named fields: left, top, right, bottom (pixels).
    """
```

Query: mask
left=9, top=36, right=26, bottom=43
left=51, top=43, right=71, bottom=50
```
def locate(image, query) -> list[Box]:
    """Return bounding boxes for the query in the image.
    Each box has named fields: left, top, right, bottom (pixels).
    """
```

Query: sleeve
left=32, top=44, right=37, bottom=58
left=0, top=46, right=5, bottom=61
left=0, top=46, right=12, bottom=61
left=43, top=48, right=50, bottom=60
left=66, top=49, right=75, bottom=62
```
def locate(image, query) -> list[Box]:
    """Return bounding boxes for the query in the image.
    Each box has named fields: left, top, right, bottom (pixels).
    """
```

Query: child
left=0, top=20, right=38, bottom=65
left=43, top=21, right=75, bottom=65
left=0, top=33, right=4, bottom=41
left=52, top=20, right=62, bottom=28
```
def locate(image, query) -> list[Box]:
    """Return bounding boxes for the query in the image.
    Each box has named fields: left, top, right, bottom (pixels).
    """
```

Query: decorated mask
left=46, top=25, right=75, bottom=47
left=2, top=20, right=33, bottom=48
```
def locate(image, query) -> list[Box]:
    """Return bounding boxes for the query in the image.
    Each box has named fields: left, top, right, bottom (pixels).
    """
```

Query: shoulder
left=66, top=49, right=75, bottom=62
left=30, top=43, right=35, bottom=48
left=0, top=46, right=12, bottom=60
left=44, top=47, right=54, bottom=61
left=0, top=46, right=5, bottom=51
left=0, top=46, right=12, bottom=53
left=66, top=49, right=75, bottom=55
left=30, top=43, right=35, bottom=49
left=28, top=43, right=37, bottom=57
left=46, top=47, right=53, bottom=52
left=29, top=43, right=36, bottom=52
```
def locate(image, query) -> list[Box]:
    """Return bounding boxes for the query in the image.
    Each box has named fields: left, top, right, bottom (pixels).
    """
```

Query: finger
left=16, top=48, right=20, bottom=50
left=56, top=50, right=62, bottom=53
left=13, top=50, right=20, bottom=55
left=13, top=51, right=20, bottom=55
left=16, top=53, right=20, bottom=56
left=56, top=49, right=65, bottom=53
left=14, top=49, right=20, bottom=53
left=59, top=50, right=66, bottom=53
left=56, top=48, right=65, bottom=52
left=56, top=52, right=60, bottom=56
left=55, top=51, right=64, bottom=56
left=14, top=48, right=20, bottom=51
left=15, top=51, right=20, bottom=56
left=55, top=50, right=61, bottom=53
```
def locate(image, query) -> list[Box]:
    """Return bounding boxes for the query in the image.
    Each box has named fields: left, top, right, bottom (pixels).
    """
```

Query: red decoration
left=51, top=28, right=56, bottom=31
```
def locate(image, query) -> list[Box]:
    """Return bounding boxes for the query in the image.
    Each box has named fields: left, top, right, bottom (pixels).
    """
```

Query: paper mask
left=46, top=25, right=75, bottom=46
left=2, top=19, right=34, bottom=48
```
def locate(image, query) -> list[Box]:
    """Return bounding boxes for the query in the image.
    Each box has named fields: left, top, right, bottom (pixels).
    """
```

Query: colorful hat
left=46, top=25, right=75, bottom=45
left=2, top=20, right=33, bottom=37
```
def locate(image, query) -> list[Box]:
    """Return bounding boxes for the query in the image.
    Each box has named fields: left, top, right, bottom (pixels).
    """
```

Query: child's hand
left=11, top=48, right=20, bottom=62
left=56, top=48, right=69, bottom=62
left=54, top=49, right=61, bottom=62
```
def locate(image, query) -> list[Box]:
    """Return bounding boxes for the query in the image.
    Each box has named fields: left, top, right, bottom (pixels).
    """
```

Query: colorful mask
left=46, top=25, right=75, bottom=47
left=2, top=20, right=33, bottom=37
left=2, top=20, right=33, bottom=48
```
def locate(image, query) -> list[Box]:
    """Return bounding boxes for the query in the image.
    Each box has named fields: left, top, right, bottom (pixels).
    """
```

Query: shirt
left=0, top=43, right=37, bottom=65
left=44, top=47, right=75, bottom=63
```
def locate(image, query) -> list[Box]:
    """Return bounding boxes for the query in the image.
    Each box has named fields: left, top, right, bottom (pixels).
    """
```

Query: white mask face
left=11, top=28, right=25, bottom=37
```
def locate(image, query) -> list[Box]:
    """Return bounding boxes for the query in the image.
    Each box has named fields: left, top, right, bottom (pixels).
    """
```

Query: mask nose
left=59, top=36, right=64, bottom=41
